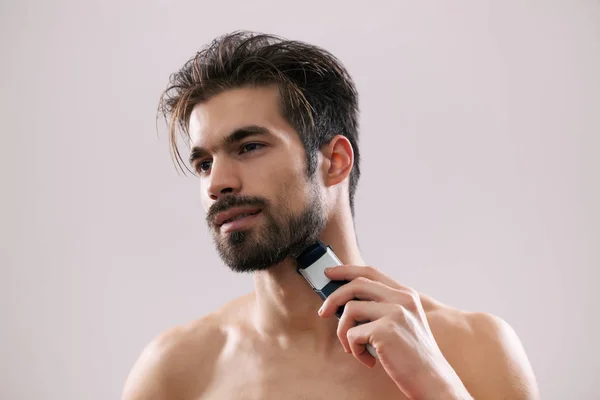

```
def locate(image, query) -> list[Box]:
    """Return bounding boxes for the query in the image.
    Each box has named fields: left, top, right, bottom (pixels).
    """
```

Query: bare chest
left=199, top=354, right=407, bottom=400
left=202, top=381, right=406, bottom=400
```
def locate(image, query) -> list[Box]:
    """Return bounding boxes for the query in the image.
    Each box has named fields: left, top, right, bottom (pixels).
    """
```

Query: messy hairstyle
left=157, top=30, right=361, bottom=215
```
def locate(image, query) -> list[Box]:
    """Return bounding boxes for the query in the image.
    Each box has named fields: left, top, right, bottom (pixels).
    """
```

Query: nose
left=206, top=159, right=241, bottom=201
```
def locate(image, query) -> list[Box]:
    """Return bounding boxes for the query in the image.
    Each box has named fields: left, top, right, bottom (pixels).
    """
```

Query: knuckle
left=408, top=288, right=420, bottom=299
left=346, top=326, right=358, bottom=341
left=404, top=299, right=418, bottom=313
left=400, top=290, right=420, bottom=310
left=390, top=304, right=407, bottom=320
left=384, top=316, right=398, bottom=330
left=355, top=276, right=371, bottom=285
left=345, top=300, right=360, bottom=313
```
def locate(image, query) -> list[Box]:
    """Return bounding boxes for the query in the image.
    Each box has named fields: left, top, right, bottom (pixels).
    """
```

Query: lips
left=214, top=207, right=262, bottom=227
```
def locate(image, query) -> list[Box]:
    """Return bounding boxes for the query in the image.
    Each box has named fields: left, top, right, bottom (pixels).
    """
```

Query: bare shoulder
left=121, top=311, right=229, bottom=400
left=420, top=294, right=540, bottom=399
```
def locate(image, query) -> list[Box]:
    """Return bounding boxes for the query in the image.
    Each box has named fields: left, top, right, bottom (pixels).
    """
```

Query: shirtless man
left=122, top=31, right=540, bottom=399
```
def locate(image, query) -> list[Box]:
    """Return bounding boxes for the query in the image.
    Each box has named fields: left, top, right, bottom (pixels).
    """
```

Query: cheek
left=278, top=173, right=314, bottom=212
left=252, top=156, right=298, bottom=191
left=247, top=149, right=310, bottom=206
left=200, top=184, right=212, bottom=210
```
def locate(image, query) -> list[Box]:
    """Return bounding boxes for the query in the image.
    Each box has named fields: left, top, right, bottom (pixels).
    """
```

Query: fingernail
left=324, top=267, right=333, bottom=273
left=318, top=305, right=324, bottom=315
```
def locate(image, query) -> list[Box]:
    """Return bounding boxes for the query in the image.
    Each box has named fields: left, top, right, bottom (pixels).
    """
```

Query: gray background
left=1, top=0, right=598, bottom=399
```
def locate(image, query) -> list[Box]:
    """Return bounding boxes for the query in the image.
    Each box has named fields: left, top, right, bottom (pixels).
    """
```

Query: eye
left=196, top=160, right=212, bottom=174
left=240, top=142, right=265, bottom=153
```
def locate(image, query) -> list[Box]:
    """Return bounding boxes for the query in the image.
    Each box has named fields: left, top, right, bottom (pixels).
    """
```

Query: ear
left=320, top=135, right=354, bottom=188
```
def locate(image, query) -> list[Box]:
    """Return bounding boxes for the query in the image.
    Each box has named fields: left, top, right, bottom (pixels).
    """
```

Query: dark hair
left=157, top=30, right=361, bottom=216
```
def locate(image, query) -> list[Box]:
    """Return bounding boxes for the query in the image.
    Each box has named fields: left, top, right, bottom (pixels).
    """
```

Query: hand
left=318, top=265, right=471, bottom=400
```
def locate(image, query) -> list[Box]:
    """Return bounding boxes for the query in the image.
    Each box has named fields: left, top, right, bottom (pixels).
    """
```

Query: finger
left=336, top=300, right=396, bottom=354
left=346, top=321, right=379, bottom=368
left=324, top=265, right=409, bottom=291
left=319, top=277, right=396, bottom=318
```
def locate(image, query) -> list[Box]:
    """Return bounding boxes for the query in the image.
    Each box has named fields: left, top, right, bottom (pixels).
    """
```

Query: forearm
left=403, top=367, right=472, bottom=400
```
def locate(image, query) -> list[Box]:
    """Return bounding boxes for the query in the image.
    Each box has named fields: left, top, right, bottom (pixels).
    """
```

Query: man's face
left=188, top=85, right=327, bottom=273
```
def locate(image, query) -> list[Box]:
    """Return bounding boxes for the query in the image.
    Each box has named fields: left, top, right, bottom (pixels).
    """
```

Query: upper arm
left=121, top=333, right=175, bottom=400
left=122, top=317, right=225, bottom=400
left=458, top=312, right=540, bottom=400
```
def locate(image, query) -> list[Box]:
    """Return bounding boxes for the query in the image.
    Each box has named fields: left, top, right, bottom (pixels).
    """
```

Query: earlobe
left=323, top=135, right=353, bottom=187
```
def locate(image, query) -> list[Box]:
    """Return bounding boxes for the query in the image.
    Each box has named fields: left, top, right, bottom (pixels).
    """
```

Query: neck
left=251, top=209, right=364, bottom=355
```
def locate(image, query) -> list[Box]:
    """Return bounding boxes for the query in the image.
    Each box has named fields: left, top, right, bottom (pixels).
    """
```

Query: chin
left=212, top=201, right=327, bottom=273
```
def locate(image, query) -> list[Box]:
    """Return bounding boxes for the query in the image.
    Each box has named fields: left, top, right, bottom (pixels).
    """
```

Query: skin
left=122, top=85, right=540, bottom=400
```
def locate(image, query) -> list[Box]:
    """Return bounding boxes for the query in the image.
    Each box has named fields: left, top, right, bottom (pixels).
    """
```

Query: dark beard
left=206, top=186, right=327, bottom=273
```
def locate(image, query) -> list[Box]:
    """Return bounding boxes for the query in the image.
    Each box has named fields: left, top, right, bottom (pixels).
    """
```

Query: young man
left=122, top=31, right=540, bottom=399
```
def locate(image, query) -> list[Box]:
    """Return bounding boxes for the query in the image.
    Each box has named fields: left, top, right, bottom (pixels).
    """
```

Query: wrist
left=436, top=383, right=473, bottom=400
left=428, top=375, right=472, bottom=400
left=410, top=367, right=472, bottom=400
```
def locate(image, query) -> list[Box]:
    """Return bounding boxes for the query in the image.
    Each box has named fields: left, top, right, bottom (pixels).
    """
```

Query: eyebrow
left=188, top=125, right=272, bottom=167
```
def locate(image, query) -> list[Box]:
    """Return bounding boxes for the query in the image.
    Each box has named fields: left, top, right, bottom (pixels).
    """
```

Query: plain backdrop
left=1, top=0, right=599, bottom=399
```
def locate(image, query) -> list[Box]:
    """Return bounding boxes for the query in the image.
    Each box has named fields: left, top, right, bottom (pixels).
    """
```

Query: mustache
left=206, top=195, right=268, bottom=226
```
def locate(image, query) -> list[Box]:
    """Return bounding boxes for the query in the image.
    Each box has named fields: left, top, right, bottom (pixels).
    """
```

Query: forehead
left=188, top=85, right=290, bottom=146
